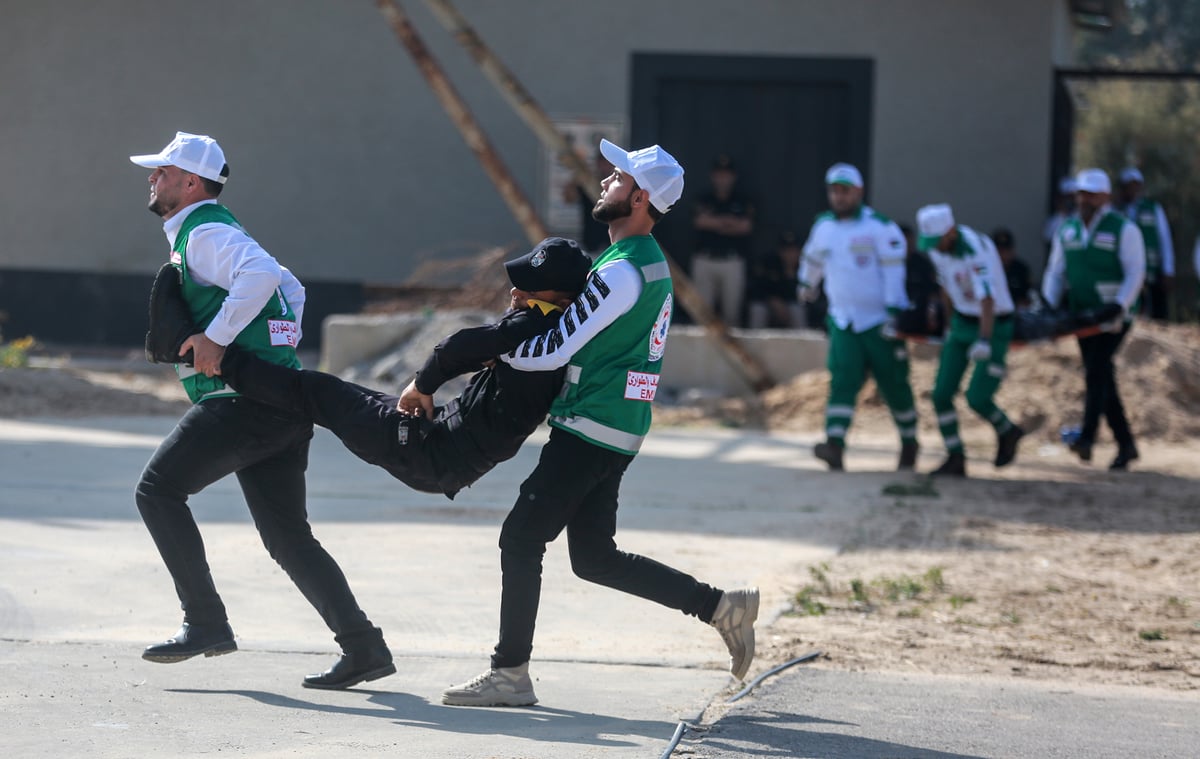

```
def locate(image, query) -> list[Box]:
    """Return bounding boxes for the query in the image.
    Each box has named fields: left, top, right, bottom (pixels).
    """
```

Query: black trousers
left=492, top=427, right=723, bottom=669
left=1076, top=324, right=1135, bottom=449
left=221, top=350, right=445, bottom=494
left=1142, top=281, right=1170, bottom=321
left=135, top=395, right=382, bottom=651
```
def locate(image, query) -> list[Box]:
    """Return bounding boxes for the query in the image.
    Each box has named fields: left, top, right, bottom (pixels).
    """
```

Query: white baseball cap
left=598, top=139, right=684, bottom=213
left=916, top=203, right=956, bottom=251
left=1119, top=167, right=1144, bottom=184
left=1058, top=177, right=1077, bottom=194
left=825, top=163, right=863, bottom=188
left=1075, top=168, right=1112, bottom=194
left=130, top=131, right=228, bottom=184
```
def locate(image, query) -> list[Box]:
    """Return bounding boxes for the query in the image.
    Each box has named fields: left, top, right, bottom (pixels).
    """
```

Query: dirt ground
left=2, top=321, right=1198, bottom=692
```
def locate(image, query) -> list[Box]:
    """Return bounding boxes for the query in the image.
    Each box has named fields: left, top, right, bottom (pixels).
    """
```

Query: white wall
left=0, top=1, right=1064, bottom=282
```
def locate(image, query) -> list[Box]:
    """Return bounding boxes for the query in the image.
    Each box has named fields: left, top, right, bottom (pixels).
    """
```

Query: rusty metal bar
left=376, top=0, right=549, bottom=247
left=419, top=0, right=774, bottom=392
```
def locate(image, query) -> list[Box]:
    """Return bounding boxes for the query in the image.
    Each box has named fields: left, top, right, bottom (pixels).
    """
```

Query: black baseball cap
left=504, top=237, right=592, bottom=293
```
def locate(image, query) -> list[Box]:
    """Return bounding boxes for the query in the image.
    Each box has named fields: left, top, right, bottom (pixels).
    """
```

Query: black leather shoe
left=302, top=643, right=396, bottom=690
left=897, top=440, right=919, bottom=471
left=994, top=425, right=1024, bottom=468
left=814, top=441, right=845, bottom=471
left=143, top=622, right=237, bottom=663
left=1068, top=438, right=1093, bottom=463
left=1109, top=445, right=1139, bottom=471
left=931, top=451, right=966, bottom=477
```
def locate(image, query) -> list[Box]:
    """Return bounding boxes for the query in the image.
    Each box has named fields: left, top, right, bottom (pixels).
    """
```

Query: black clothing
left=693, top=191, right=754, bottom=258
left=1004, top=258, right=1033, bottom=308
left=748, top=251, right=800, bottom=303
left=905, top=250, right=940, bottom=309
left=491, top=427, right=722, bottom=669
left=1142, top=280, right=1170, bottom=320
left=221, top=306, right=565, bottom=498
left=135, top=396, right=383, bottom=651
left=1076, top=324, right=1136, bottom=449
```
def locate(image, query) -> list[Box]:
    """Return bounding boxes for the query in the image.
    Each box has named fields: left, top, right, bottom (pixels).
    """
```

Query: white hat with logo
left=824, top=163, right=863, bottom=188
left=598, top=139, right=684, bottom=213
left=1075, top=168, right=1112, bottom=194
left=916, top=203, right=956, bottom=252
left=130, top=132, right=228, bottom=184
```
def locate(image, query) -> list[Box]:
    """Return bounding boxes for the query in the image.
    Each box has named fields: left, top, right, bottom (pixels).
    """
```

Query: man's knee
left=568, top=538, right=619, bottom=583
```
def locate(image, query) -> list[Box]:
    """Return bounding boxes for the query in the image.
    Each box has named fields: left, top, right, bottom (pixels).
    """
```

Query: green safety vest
left=1058, top=211, right=1129, bottom=314
left=172, top=203, right=301, bottom=403
left=1128, top=198, right=1162, bottom=280
left=549, top=235, right=673, bottom=455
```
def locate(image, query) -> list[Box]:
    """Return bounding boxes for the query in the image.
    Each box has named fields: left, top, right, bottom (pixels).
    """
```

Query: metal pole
left=376, top=0, right=549, bottom=247
left=420, top=0, right=775, bottom=392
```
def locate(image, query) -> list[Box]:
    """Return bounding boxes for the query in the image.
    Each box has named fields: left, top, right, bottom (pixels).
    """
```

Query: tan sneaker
left=442, top=662, right=538, bottom=707
left=710, top=588, right=759, bottom=680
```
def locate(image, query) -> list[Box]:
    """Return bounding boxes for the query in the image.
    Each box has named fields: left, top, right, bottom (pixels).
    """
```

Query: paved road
left=1, top=415, right=1195, bottom=757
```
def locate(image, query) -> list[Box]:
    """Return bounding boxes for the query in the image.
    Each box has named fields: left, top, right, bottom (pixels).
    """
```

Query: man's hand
left=968, top=339, right=992, bottom=363
left=180, top=333, right=226, bottom=377
left=398, top=379, right=434, bottom=418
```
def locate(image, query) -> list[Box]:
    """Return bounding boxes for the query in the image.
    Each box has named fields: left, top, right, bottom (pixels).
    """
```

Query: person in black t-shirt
left=992, top=227, right=1033, bottom=309
left=747, top=230, right=804, bottom=328
left=692, top=154, right=755, bottom=325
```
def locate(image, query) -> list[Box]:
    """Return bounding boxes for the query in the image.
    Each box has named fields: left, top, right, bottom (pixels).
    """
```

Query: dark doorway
left=630, top=53, right=874, bottom=276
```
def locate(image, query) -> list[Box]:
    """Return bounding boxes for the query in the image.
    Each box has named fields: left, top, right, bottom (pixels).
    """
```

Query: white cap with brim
left=1075, top=168, right=1111, bottom=194
left=598, top=139, right=684, bottom=213
left=825, top=163, right=863, bottom=188
left=130, top=131, right=228, bottom=184
left=1119, top=167, right=1144, bottom=184
left=916, top=203, right=955, bottom=252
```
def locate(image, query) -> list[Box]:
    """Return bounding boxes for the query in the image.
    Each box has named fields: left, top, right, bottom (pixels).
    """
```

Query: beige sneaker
left=442, top=662, right=538, bottom=707
left=710, top=588, right=759, bottom=680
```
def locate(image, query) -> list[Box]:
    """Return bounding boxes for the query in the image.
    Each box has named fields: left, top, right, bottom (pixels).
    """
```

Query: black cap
left=991, top=228, right=1015, bottom=249
left=504, top=237, right=592, bottom=293
left=712, top=154, right=735, bottom=171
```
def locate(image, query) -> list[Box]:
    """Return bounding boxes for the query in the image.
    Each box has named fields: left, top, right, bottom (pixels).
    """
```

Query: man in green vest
left=1042, top=168, right=1146, bottom=470
left=442, top=140, right=759, bottom=707
left=1117, top=167, right=1174, bottom=320
left=130, top=132, right=393, bottom=689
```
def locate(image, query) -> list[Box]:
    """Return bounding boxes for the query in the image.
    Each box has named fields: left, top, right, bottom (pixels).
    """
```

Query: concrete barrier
left=320, top=313, right=831, bottom=395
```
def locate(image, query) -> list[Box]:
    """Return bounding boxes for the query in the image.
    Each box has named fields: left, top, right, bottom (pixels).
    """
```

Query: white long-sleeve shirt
left=162, top=200, right=306, bottom=347
left=502, top=259, right=641, bottom=371
left=1042, top=204, right=1145, bottom=315
left=929, top=225, right=1015, bottom=316
left=799, top=205, right=909, bottom=332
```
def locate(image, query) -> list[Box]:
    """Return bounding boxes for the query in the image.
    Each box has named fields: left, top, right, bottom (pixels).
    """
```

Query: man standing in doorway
left=799, top=163, right=918, bottom=471
left=691, top=154, right=755, bottom=325
left=1042, top=168, right=1145, bottom=470
left=131, top=132, right=393, bottom=689
left=917, top=204, right=1024, bottom=477
left=1117, top=167, right=1174, bottom=320
left=442, top=139, right=759, bottom=707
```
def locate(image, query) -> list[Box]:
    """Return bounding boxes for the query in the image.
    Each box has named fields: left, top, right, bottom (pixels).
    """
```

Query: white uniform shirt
left=928, top=225, right=1015, bottom=316
left=1042, top=204, right=1146, bottom=315
left=162, top=200, right=307, bottom=347
left=799, top=205, right=908, bottom=332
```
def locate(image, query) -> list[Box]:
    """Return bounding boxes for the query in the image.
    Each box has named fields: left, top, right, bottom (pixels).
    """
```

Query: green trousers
left=931, top=313, right=1014, bottom=453
left=824, top=320, right=917, bottom=446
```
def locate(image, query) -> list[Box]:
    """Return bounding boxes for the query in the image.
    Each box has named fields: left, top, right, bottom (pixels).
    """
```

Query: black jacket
left=414, top=306, right=565, bottom=493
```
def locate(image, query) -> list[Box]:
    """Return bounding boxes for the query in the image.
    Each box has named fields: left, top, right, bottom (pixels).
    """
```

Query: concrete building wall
left=1, top=1, right=1067, bottom=285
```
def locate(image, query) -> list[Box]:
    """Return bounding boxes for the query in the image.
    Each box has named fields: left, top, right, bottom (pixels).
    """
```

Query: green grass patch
left=792, top=586, right=827, bottom=617
left=881, top=480, right=940, bottom=498
left=1139, top=629, right=1167, bottom=641
left=948, top=594, right=975, bottom=610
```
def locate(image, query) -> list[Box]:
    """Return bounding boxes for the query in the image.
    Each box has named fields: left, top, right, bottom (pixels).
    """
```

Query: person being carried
left=204, top=238, right=592, bottom=498
left=441, top=139, right=759, bottom=708
left=799, top=163, right=919, bottom=471
left=916, top=204, right=1025, bottom=477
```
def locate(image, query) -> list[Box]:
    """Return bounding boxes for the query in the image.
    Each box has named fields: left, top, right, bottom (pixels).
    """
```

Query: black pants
left=492, top=427, right=723, bottom=669
left=1077, top=324, right=1135, bottom=449
left=1142, top=280, right=1170, bottom=321
left=221, top=350, right=445, bottom=494
left=135, top=395, right=382, bottom=652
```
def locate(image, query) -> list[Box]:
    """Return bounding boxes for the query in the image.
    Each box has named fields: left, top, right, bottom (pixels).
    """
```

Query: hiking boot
left=994, top=425, right=1024, bottom=468
left=813, top=441, right=844, bottom=471
left=442, top=663, right=538, bottom=707
left=710, top=588, right=759, bottom=681
left=1068, top=439, right=1092, bottom=462
left=1109, top=444, right=1139, bottom=471
left=898, top=440, right=919, bottom=471
left=930, top=451, right=966, bottom=477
